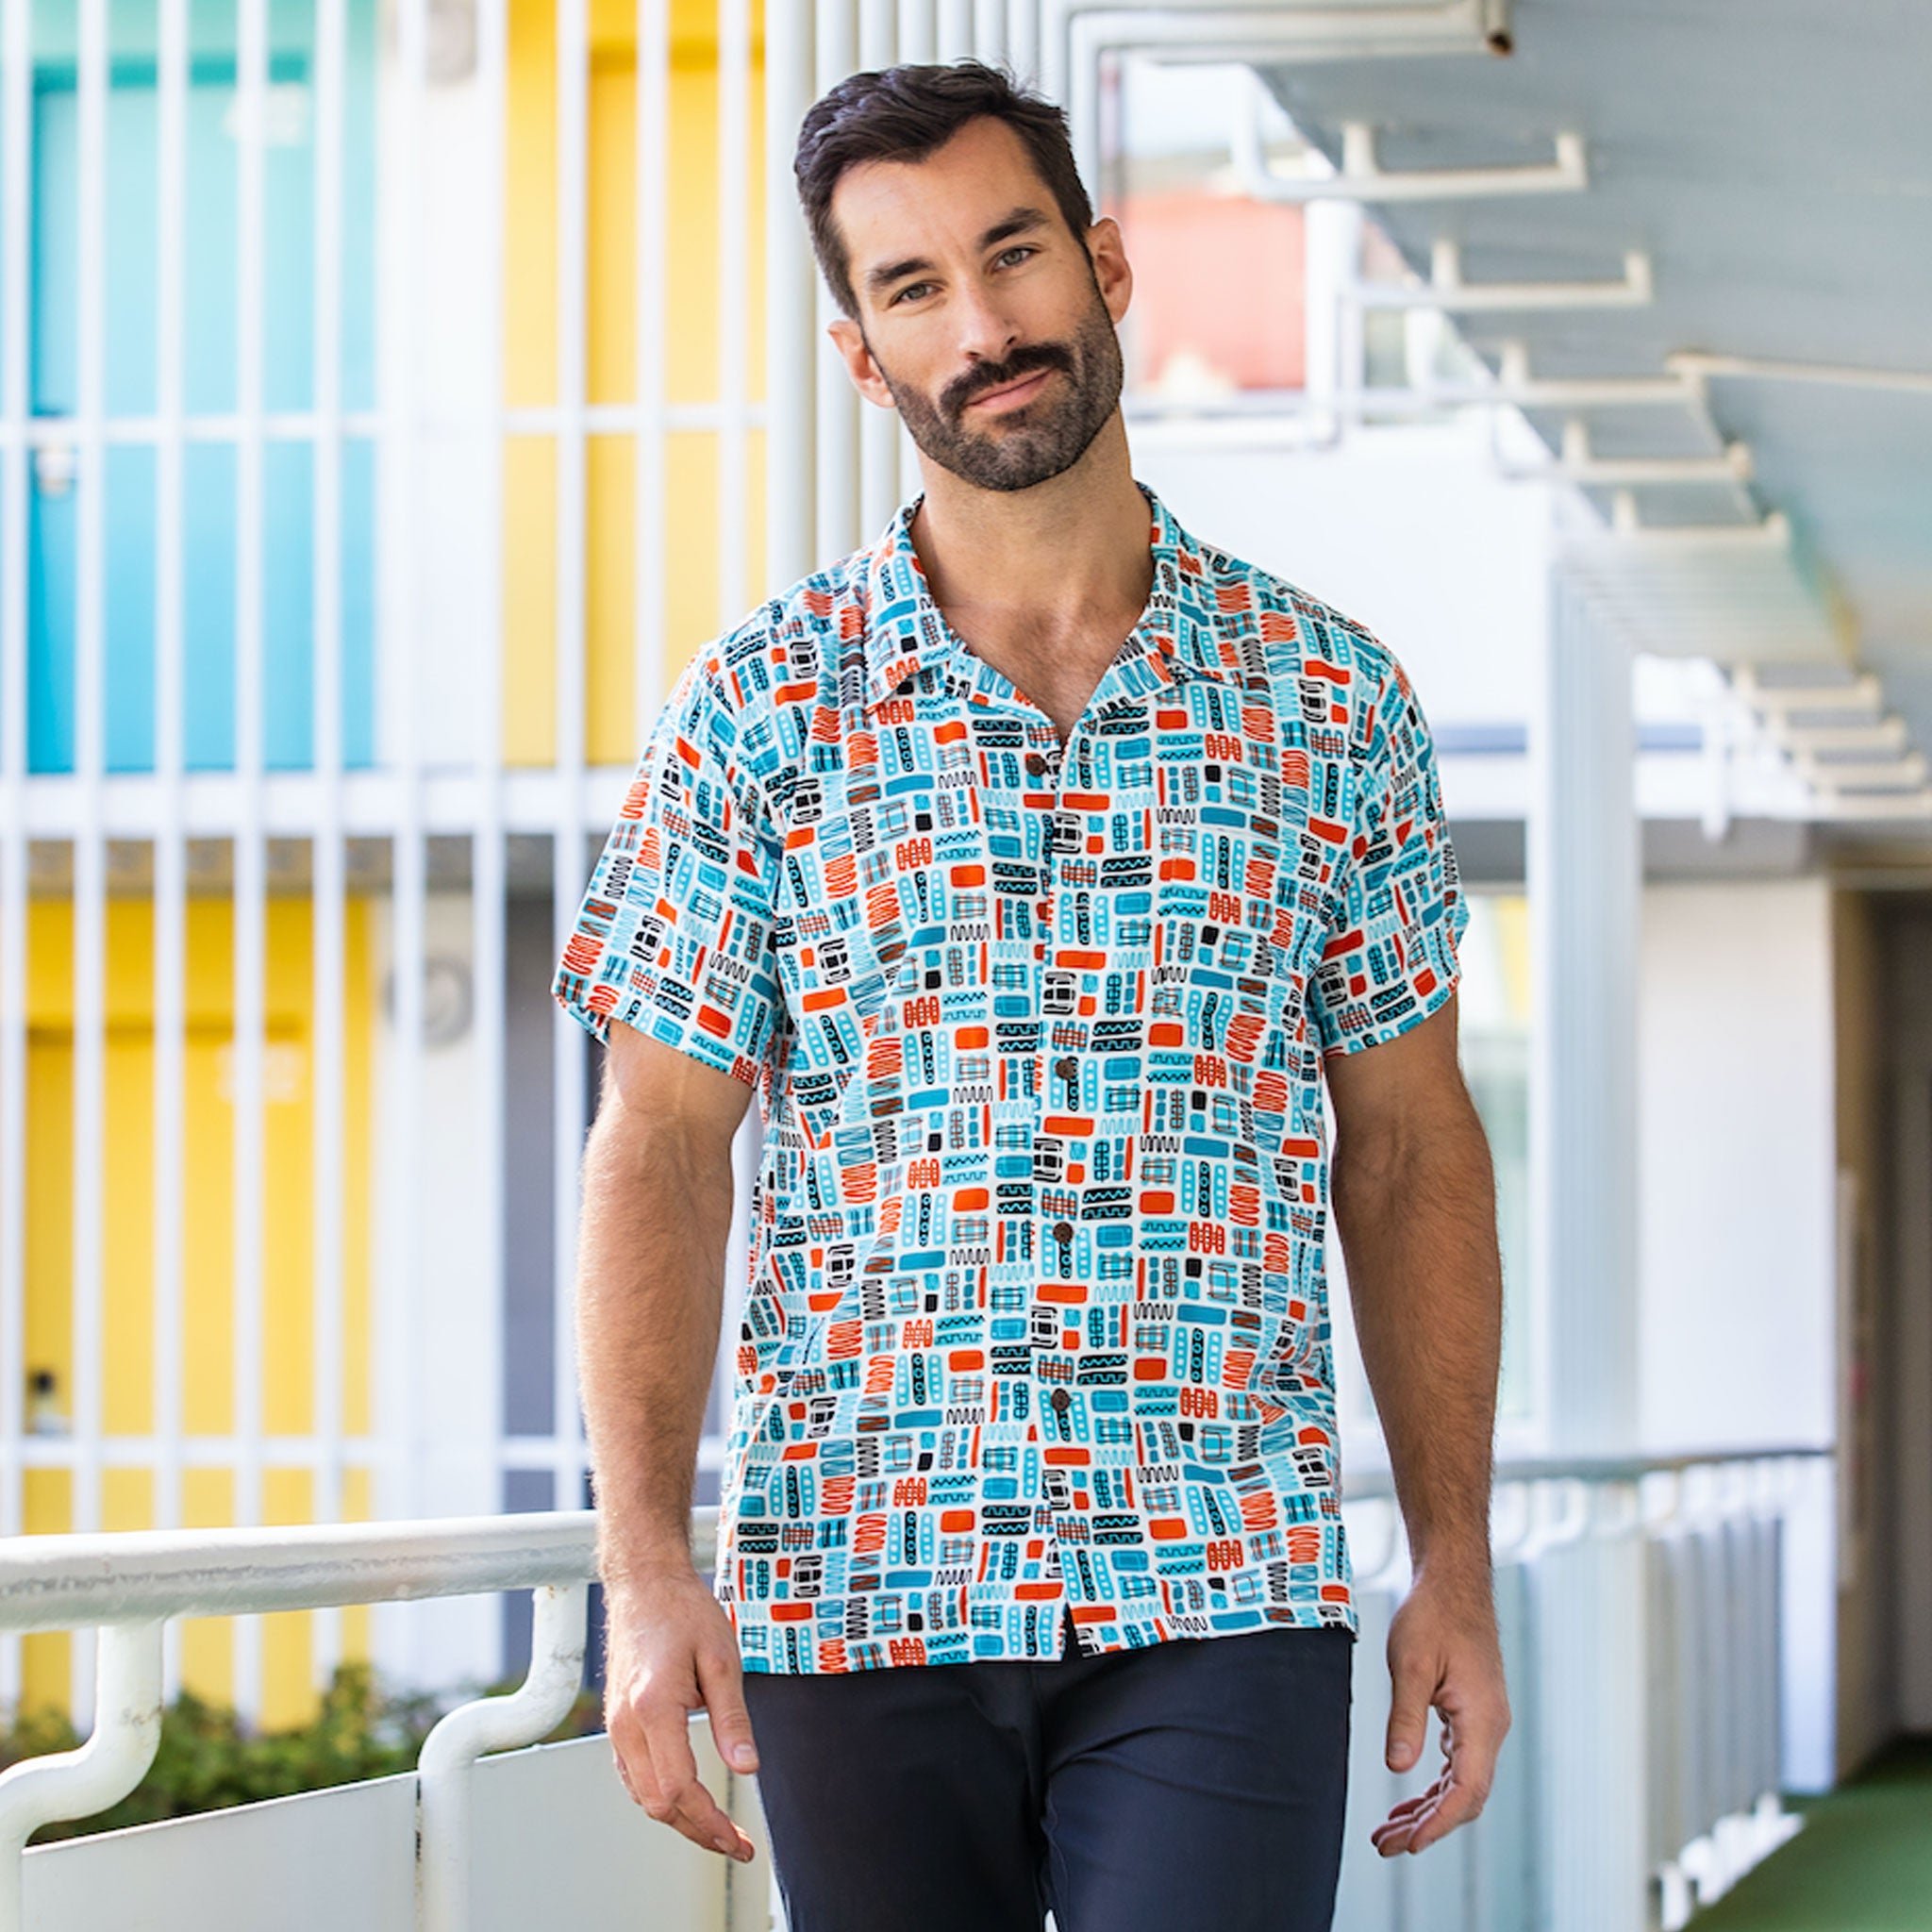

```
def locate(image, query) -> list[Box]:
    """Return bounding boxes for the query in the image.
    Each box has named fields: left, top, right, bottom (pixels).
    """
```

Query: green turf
left=1687, top=1738, right=1932, bottom=1930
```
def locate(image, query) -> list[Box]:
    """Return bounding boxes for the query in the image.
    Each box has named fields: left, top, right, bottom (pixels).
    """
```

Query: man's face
left=826, top=116, right=1131, bottom=494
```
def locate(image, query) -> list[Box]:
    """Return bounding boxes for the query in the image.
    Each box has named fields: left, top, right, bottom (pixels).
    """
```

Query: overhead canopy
left=1241, top=0, right=1932, bottom=839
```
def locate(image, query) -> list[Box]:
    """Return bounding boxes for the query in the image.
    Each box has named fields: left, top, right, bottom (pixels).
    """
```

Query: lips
left=966, top=366, right=1056, bottom=411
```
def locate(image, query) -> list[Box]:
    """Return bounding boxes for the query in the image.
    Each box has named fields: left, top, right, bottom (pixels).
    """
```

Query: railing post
left=415, top=1582, right=589, bottom=1932
left=0, top=1620, right=164, bottom=1932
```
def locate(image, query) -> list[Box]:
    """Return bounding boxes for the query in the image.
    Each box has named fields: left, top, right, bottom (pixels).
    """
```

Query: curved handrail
left=0, top=1447, right=1832, bottom=1636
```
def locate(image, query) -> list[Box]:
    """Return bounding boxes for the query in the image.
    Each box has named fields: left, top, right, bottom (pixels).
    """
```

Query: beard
left=867, top=280, right=1124, bottom=494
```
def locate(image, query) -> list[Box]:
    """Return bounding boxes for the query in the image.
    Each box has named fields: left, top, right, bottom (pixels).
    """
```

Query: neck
left=907, top=418, right=1154, bottom=651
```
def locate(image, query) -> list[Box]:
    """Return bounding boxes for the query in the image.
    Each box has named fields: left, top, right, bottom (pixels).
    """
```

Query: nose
left=954, top=279, right=1022, bottom=370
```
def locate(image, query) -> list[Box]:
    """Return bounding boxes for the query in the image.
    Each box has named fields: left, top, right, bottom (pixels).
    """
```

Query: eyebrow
left=862, top=206, right=1053, bottom=297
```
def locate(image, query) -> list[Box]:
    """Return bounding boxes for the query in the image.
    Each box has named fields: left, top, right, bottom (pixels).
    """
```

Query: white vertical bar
left=633, top=0, right=668, bottom=753
left=69, top=0, right=109, bottom=1729
left=308, top=0, right=349, bottom=1690
left=937, top=0, right=973, bottom=61
left=1531, top=568, right=1639, bottom=1456
left=894, top=0, right=938, bottom=502
left=766, top=0, right=814, bottom=592
left=0, top=0, right=32, bottom=1717
left=858, top=0, right=900, bottom=535
left=898, top=0, right=936, bottom=63
left=858, top=0, right=894, bottom=68
left=389, top=0, right=429, bottom=1558
left=553, top=0, right=591, bottom=1515
left=152, top=0, right=190, bottom=1705
left=814, top=0, right=860, bottom=561
left=717, top=0, right=749, bottom=628
left=973, top=0, right=1005, bottom=66
left=472, top=0, right=509, bottom=1568
left=1005, top=0, right=1039, bottom=88
left=230, top=0, right=271, bottom=1731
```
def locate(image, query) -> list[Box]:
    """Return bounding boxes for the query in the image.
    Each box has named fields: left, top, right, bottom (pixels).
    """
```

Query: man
left=552, top=58, right=1507, bottom=1932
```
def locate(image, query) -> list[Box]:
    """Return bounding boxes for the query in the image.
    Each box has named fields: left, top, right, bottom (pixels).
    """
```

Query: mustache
left=942, top=341, right=1076, bottom=419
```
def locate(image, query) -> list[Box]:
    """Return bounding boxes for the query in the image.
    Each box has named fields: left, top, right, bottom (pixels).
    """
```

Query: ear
left=828, top=316, right=899, bottom=411
left=1086, top=215, right=1133, bottom=327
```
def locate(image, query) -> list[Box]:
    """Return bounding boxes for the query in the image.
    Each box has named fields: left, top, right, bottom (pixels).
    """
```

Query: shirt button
left=1055, top=1056, right=1077, bottom=1078
left=1050, top=1388, right=1073, bottom=1413
left=1025, top=753, right=1047, bottom=776
left=1054, top=1220, right=1074, bottom=1242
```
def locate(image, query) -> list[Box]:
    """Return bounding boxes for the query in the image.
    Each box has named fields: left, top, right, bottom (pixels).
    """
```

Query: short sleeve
left=551, top=650, right=784, bottom=1088
left=1309, top=650, right=1469, bottom=1057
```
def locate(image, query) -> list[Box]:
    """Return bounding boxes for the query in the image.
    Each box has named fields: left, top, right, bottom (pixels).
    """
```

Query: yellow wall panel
left=178, top=1466, right=234, bottom=1708
left=587, top=434, right=638, bottom=765
left=102, top=1026, right=155, bottom=1435
left=505, top=0, right=558, bottom=413
left=24, top=1033, right=72, bottom=1427
left=588, top=59, right=635, bottom=408
left=664, top=429, right=719, bottom=675
left=102, top=1465, right=152, bottom=1532
left=501, top=436, right=559, bottom=767
left=259, top=1467, right=315, bottom=1729
left=341, top=899, right=375, bottom=1441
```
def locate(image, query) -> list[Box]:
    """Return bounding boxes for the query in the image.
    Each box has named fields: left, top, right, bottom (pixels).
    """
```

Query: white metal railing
left=0, top=1449, right=1826, bottom=1932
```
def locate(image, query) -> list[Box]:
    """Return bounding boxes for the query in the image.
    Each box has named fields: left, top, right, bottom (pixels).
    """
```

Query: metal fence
left=0, top=1449, right=1822, bottom=1932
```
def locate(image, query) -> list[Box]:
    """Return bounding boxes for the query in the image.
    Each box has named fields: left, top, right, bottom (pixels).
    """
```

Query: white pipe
left=308, top=0, right=350, bottom=1696
left=718, top=0, right=751, bottom=628
left=766, top=0, right=817, bottom=591
left=470, top=0, right=510, bottom=1657
left=899, top=0, right=938, bottom=62
left=232, top=0, right=271, bottom=1731
left=555, top=0, right=591, bottom=1524
left=815, top=0, right=862, bottom=562
left=152, top=0, right=191, bottom=1709
left=0, top=1621, right=164, bottom=1932
left=70, top=0, right=111, bottom=1732
left=416, top=1583, right=589, bottom=1932
left=633, top=0, right=670, bottom=753
left=858, top=1, right=902, bottom=534
left=0, top=0, right=28, bottom=1720
left=938, top=0, right=974, bottom=59
left=974, top=0, right=1007, bottom=64
left=0, top=1511, right=611, bottom=1634
left=388, top=0, right=430, bottom=1703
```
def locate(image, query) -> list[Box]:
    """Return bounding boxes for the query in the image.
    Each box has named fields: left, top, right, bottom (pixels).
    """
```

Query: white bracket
left=1498, top=418, right=1753, bottom=488
left=1357, top=238, right=1653, bottom=311
left=1732, top=666, right=1882, bottom=714
left=416, top=1582, right=590, bottom=1932
left=1247, top=119, right=1586, bottom=202
left=1607, top=492, right=1787, bottom=544
left=0, top=1621, right=165, bottom=1932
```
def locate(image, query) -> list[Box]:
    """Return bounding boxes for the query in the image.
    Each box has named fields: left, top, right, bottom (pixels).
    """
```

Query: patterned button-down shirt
left=553, top=483, right=1467, bottom=1674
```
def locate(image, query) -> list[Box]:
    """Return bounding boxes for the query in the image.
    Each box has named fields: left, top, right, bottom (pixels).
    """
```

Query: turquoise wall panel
left=13, top=0, right=380, bottom=778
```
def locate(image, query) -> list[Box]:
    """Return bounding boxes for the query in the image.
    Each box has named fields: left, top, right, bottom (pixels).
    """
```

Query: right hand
left=603, top=1564, right=761, bottom=1863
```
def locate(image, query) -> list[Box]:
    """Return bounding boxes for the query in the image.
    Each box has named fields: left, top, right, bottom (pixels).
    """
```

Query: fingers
left=1384, top=1643, right=1436, bottom=1775
left=695, top=1643, right=760, bottom=1777
left=1372, top=1700, right=1509, bottom=1857
left=608, top=1671, right=755, bottom=1863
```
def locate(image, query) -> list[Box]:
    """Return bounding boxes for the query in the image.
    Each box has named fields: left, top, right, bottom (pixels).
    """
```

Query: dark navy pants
left=741, top=1607, right=1354, bottom=1932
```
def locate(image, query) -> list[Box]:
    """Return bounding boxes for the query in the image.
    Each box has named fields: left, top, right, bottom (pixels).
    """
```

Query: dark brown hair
left=794, top=60, right=1093, bottom=318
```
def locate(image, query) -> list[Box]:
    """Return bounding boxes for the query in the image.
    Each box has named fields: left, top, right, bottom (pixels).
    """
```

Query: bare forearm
left=1332, top=1096, right=1503, bottom=1581
left=574, top=1108, right=737, bottom=1592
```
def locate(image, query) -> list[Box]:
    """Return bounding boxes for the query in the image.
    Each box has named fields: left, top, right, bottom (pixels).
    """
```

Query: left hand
left=1371, top=1564, right=1511, bottom=1857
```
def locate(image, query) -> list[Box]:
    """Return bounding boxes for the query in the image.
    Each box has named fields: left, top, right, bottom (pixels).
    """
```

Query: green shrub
left=0, top=1659, right=605, bottom=1844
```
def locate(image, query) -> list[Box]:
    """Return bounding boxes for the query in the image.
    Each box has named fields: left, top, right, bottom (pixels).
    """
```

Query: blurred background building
left=3, top=2, right=1930, bottom=1924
